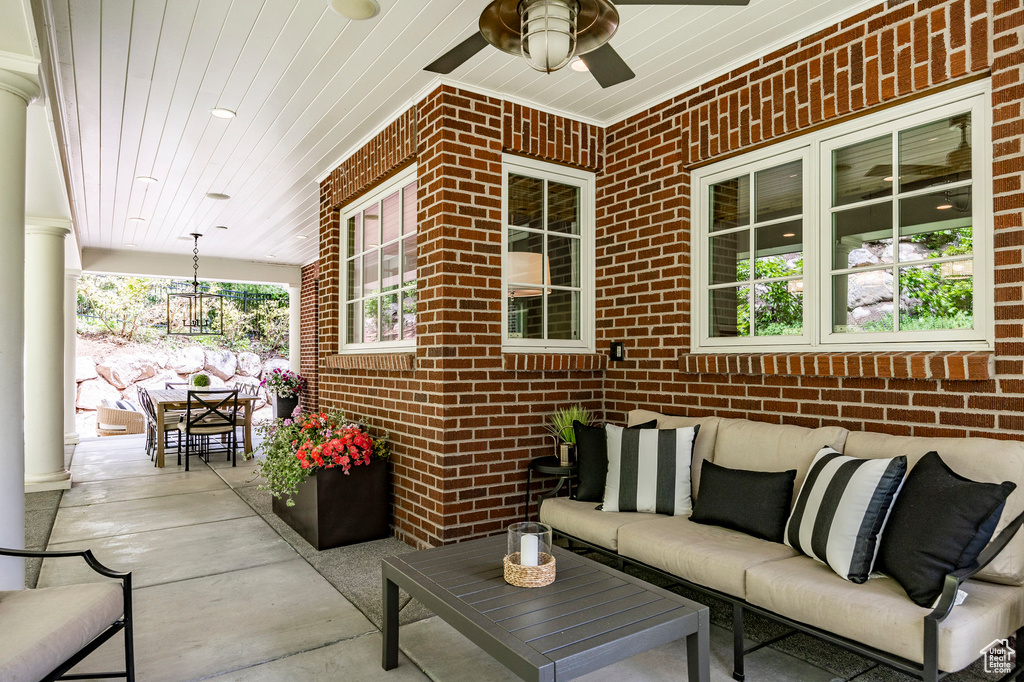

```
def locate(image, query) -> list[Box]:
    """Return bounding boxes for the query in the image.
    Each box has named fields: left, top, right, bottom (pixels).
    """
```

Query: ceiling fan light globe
left=521, top=0, right=577, bottom=73
left=330, top=0, right=380, bottom=20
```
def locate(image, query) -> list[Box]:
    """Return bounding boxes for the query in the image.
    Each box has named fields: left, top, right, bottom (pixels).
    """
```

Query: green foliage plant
left=255, top=411, right=390, bottom=506
left=545, top=404, right=592, bottom=444
left=191, top=373, right=211, bottom=388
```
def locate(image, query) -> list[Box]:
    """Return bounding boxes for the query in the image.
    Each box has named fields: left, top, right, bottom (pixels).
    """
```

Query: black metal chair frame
left=0, top=547, right=134, bottom=681
left=177, top=389, right=239, bottom=471
left=136, top=389, right=178, bottom=464
left=164, top=382, right=188, bottom=390
left=549, top=508, right=1024, bottom=682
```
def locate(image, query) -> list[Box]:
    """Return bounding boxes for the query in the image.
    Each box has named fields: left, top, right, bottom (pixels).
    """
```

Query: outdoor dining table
left=147, top=389, right=258, bottom=468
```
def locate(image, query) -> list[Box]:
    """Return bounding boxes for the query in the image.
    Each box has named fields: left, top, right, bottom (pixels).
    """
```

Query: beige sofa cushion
left=539, top=497, right=662, bottom=552
left=617, top=516, right=798, bottom=599
left=627, top=410, right=720, bottom=501
left=713, top=419, right=848, bottom=495
left=0, top=582, right=124, bottom=682
left=845, top=431, right=1024, bottom=586
left=746, top=554, right=1024, bottom=673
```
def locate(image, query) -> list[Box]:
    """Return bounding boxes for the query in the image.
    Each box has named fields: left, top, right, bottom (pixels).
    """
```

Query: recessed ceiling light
left=210, top=108, right=236, bottom=119
left=330, top=0, right=380, bottom=20
left=883, top=176, right=894, bottom=182
left=782, top=233, right=796, bottom=238
left=266, top=254, right=277, bottom=259
left=570, top=58, right=588, bottom=72
left=206, top=192, right=231, bottom=201
left=129, top=217, right=146, bottom=223
left=177, top=236, right=192, bottom=241
left=124, top=243, right=137, bottom=247
left=936, top=204, right=953, bottom=210
left=214, top=225, right=229, bottom=230
left=136, top=176, right=158, bottom=184
left=296, top=234, right=308, bottom=239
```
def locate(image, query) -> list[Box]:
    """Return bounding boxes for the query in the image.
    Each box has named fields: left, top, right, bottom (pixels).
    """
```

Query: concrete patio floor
left=24, top=435, right=989, bottom=681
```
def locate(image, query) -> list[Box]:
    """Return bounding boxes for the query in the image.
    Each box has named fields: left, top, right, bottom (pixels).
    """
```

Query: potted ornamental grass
left=190, top=372, right=212, bottom=390
left=261, top=368, right=306, bottom=418
left=255, top=410, right=390, bottom=550
left=545, top=404, right=592, bottom=466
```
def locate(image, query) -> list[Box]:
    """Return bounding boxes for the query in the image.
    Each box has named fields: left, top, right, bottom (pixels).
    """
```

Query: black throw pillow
left=689, top=461, right=796, bottom=543
left=877, top=451, right=1016, bottom=607
left=573, top=419, right=656, bottom=502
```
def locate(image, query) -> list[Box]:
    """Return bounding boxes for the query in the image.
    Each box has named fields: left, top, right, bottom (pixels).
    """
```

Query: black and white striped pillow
left=602, top=424, right=699, bottom=516
left=785, top=447, right=907, bottom=583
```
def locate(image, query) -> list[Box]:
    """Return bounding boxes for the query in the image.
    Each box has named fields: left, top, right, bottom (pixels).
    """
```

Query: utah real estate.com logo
left=982, top=638, right=1016, bottom=675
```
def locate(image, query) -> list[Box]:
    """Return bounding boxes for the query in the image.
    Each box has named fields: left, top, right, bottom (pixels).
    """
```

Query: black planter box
left=272, top=394, right=299, bottom=419
left=272, top=459, right=390, bottom=550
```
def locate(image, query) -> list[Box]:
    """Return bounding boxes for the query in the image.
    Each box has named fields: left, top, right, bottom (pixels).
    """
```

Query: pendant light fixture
left=166, top=233, right=224, bottom=336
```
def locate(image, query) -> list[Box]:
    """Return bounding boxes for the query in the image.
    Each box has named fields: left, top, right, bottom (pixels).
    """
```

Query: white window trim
left=691, top=81, right=993, bottom=354
left=501, top=154, right=596, bottom=354
left=338, top=165, right=418, bottom=353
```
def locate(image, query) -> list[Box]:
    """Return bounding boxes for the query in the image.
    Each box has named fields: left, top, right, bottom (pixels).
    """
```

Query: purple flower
left=283, top=418, right=292, bottom=426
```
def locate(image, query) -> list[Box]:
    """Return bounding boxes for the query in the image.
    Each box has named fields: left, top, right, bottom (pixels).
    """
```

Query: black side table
left=524, top=456, right=577, bottom=521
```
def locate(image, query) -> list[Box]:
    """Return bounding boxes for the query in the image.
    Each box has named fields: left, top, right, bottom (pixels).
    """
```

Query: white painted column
left=24, top=220, right=73, bottom=493
left=64, top=269, right=81, bottom=444
left=0, top=69, right=39, bottom=590
left=288, top=286, right=301, bottom=373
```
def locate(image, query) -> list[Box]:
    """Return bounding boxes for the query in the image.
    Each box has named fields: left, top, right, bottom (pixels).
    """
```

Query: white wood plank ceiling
left=41, top=0, right=873, bottom=267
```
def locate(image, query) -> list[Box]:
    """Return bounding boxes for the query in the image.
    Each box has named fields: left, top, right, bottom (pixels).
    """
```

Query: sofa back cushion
left=713, top=419, right=849, bottom=496
left=845, top=431, right=1024, bottom=586
left=628, top=410, right=719, bottom=502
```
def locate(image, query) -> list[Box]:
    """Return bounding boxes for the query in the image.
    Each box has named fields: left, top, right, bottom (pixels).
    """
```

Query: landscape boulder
left=76, top=379, right=122, bottom=411
left=261, top=358, right=290, bottom=378
left=204, top=349, right=237, bottom=381
left=134, top=370, right=183, bottom=393
left=166, top=347, right=206, bottom=374
left=236, top=352, right=262, bottom=377
left=75, top=356, right=98, bottom=382
left=96, top=356, right=155, bottom=390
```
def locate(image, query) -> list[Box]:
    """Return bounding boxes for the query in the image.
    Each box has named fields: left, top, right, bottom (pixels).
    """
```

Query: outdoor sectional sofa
left=539, top=409, right=1024, bottom=682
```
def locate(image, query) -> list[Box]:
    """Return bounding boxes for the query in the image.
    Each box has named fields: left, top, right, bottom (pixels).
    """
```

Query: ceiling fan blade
left=613, top=0, right=750, bottom=5
left=580, top=44, right=635, bottom=89
left=424, top=32, right=490, bottom=74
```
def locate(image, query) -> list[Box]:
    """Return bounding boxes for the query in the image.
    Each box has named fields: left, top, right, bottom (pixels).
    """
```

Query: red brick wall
left=314, top=0, right=1024, bottom=548
left=317, top=87, right=604, bottom=547
left=602, top=0, right=1024, bottom=439
left=299, top=262, right=319, bottom=414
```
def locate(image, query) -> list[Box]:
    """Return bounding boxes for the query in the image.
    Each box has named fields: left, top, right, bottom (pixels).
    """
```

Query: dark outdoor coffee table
left=382, top=535, right=710, bottom=682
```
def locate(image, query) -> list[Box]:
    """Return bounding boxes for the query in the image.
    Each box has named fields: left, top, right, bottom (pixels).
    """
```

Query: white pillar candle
left=521, top=533, right=539, bottom=567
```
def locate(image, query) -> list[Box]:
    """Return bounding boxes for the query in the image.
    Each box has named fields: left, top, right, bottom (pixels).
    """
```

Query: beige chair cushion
left=539, top=497, right=662, bottom=552
left=746, top=554, right=1024, bottom=673
left=0, top=582, right=124, bottom=682
left=618, top=516, right=798, bottom=599
left=845, top=431, right=1024, bottom=586
left=713, top=419, right=848, bottom=496
left=628, top=410, right=721, bottom=502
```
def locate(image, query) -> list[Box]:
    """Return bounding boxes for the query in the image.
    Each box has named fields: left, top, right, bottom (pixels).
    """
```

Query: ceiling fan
left=424, top=0, right=751, bottom=89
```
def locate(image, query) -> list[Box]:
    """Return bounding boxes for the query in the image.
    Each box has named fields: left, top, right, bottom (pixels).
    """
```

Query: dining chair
left=138, top=388, right=181, bottom=464
left=176, top=389, right=239, bottom=471
left=165, top=381, right=188, bottom=390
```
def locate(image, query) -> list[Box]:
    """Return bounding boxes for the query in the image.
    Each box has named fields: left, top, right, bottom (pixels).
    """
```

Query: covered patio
left=3, top=0, right=1024, bottom=680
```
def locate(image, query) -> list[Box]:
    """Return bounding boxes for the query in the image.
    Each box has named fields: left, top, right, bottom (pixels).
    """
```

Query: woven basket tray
left=504, top=552, right=556, bottom=588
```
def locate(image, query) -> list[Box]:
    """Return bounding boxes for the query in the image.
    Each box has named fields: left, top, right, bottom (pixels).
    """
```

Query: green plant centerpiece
left=545, top=404, right=592, bottom=466
left=190, top=372, right=211, bottom=388
left=256, top=411, right=389, bottom=506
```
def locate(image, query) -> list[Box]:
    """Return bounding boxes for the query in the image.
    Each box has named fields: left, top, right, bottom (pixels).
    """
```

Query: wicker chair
left=96, top=402, right=146, bottom=437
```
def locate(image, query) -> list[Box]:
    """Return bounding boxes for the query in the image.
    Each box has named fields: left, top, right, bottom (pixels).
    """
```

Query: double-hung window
left=340, top=167, right=417, bottom=351
left=693, top=83, right=991, bottom=352
left=502, top=155, right=595, bottom=353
